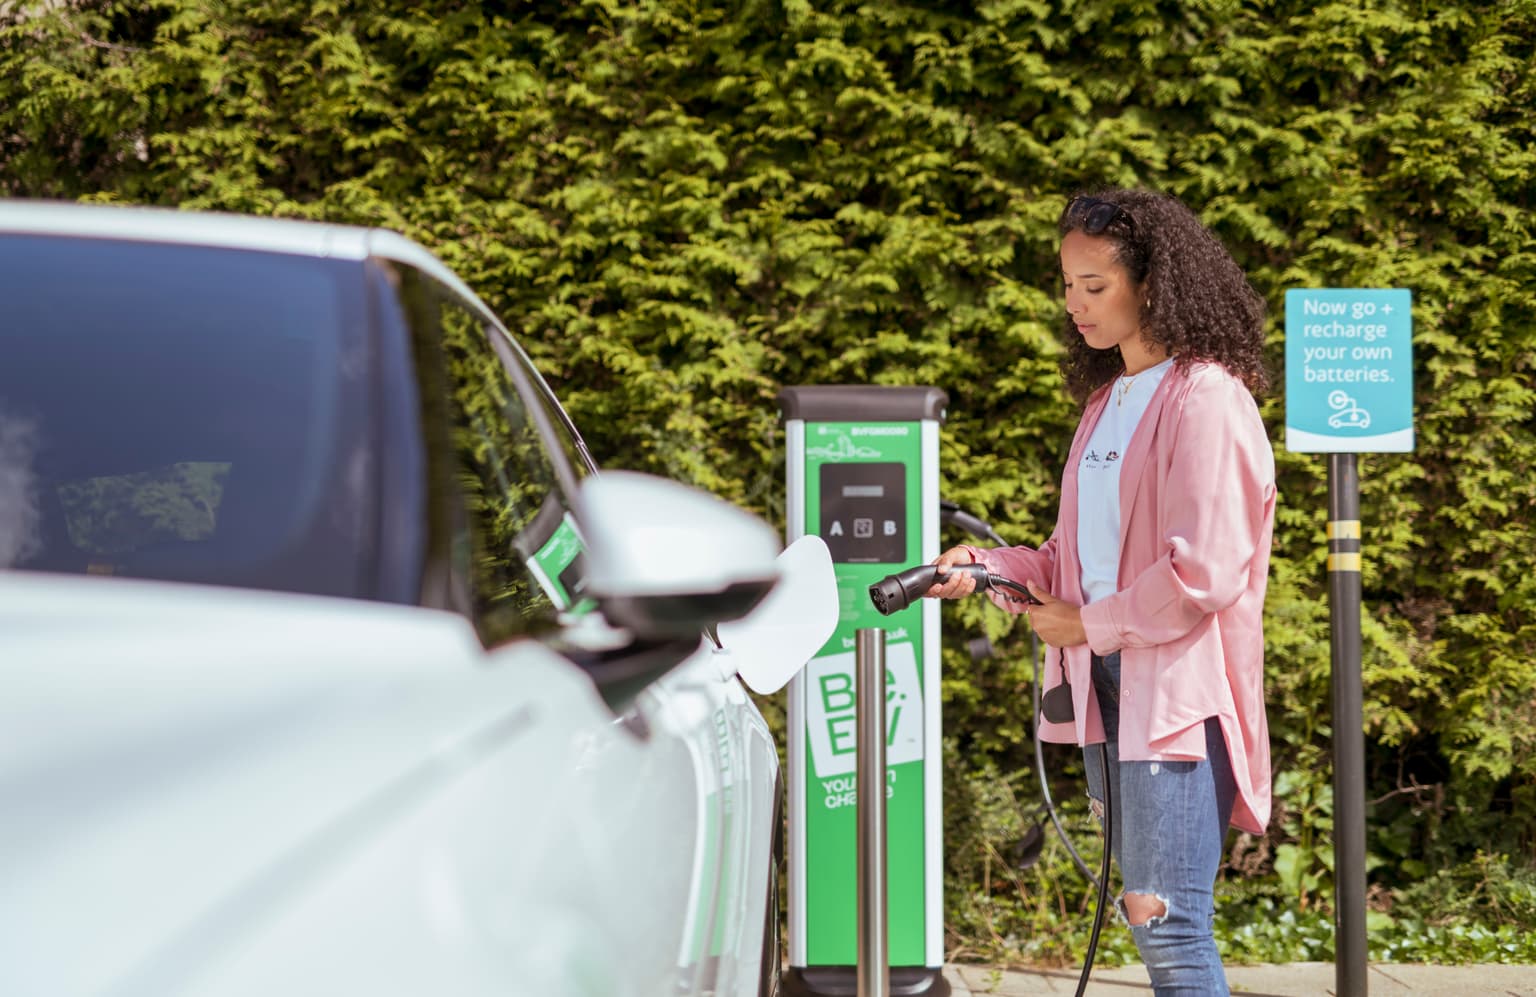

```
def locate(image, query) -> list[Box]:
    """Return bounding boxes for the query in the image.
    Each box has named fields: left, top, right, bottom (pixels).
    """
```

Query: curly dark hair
left=1056, top=188, right=1269, bottom=404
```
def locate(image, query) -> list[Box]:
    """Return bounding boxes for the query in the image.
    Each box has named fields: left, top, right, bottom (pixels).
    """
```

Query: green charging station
left=778, top=385, right=950, bottom=997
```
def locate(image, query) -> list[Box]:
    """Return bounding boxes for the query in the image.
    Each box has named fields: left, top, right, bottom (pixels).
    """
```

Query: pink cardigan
left=967, top=362, right=1276, bottom=835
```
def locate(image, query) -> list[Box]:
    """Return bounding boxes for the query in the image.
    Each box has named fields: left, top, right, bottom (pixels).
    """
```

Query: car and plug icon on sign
left=1327, top=389, right=1371, bottom=430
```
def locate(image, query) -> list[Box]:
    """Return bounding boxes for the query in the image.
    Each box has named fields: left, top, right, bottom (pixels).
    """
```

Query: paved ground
left=945, top=961, right=1536, bottom=996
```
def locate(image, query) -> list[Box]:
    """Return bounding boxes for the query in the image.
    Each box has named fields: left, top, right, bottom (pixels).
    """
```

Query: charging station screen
left=818, top=462, right=906, bottom=563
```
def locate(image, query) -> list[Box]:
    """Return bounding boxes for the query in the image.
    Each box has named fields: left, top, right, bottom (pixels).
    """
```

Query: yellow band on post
left=1328, top=552, right=1362, bottom=572
left=1327, top=520, right=1362, bottom=540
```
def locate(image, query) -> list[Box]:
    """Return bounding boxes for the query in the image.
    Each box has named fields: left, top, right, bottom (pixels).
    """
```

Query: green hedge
left=5, top=0, right=1533, bottom=961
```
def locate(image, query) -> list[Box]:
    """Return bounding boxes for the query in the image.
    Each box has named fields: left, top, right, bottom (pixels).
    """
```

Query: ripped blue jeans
left=1084, top=652, right=1237, bottom=996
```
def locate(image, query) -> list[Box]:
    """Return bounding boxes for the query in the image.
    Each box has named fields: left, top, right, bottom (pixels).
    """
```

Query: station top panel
left=776, top=385, right=949, bottom=423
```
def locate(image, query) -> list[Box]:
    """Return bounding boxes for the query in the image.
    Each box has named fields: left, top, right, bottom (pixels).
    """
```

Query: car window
left=397, top=267, right=592, bottom=646
left=0, top=235, right=377, bottom=598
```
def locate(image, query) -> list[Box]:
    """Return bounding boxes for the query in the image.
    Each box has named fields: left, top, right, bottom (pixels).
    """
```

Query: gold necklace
left=1116, top=370, right=1139, bottom=406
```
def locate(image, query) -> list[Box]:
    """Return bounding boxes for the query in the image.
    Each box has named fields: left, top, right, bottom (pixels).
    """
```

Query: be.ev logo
left=803, top=641, right=924, bottom=791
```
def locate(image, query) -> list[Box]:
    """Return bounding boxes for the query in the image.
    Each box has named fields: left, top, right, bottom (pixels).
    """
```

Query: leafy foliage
left=55, top=461, right=226, bottom=554
left=5, top=0, right=1534, bottom=961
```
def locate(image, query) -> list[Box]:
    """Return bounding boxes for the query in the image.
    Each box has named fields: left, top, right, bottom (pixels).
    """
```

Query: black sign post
left=1328, top=454, right=1367, bottom=997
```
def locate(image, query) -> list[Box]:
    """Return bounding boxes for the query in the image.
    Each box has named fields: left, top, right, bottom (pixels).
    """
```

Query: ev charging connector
left=778, top=385, right=949, bottom=997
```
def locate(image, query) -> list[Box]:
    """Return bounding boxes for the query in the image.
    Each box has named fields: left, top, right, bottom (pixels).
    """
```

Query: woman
left=928, top=188, right=1276, bottom=995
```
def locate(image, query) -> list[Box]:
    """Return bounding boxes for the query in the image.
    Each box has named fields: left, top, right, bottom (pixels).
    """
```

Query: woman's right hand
left=926, top=546, right=980, bottom=599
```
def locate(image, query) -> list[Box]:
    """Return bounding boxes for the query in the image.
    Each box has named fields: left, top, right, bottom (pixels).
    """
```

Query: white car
left=0, top=202, right=835, bottom=997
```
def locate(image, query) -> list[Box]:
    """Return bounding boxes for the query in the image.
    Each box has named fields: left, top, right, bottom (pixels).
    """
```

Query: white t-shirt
left=1076, top=357, right=1175, bottom=604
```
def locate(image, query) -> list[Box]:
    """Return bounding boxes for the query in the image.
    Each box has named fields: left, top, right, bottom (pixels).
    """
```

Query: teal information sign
left=1285, top=288, right=1414, bottom=452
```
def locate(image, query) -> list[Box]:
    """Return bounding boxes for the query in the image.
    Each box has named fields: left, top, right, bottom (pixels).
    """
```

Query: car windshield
left=0, top=234, right=375, bottom=599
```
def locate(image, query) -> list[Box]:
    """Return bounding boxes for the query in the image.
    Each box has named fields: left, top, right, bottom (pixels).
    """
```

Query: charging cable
left=936, top=503, right=1102, bottom=891
left=869, top=561, right=1114, bottom=997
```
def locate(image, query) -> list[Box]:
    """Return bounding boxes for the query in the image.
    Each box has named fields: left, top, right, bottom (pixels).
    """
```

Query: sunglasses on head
left=1067, top=195, right=1134, bottom=236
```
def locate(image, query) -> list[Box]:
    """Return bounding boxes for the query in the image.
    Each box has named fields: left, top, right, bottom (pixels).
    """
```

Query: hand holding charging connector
left=868, top=562, right=1043, bottom=616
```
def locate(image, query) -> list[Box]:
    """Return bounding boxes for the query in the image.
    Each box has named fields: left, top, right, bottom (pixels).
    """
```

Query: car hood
left=3, top=572, right=490, bottom=776
left=0, top=572, right=580, bottom=996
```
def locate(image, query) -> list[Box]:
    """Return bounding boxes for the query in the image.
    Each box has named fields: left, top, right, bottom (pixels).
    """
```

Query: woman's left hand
left=1024, top=582, right=1088, bottom=647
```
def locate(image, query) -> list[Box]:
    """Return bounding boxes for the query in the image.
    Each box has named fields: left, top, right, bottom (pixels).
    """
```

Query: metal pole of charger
left=856, top=627, right=890, bottom=997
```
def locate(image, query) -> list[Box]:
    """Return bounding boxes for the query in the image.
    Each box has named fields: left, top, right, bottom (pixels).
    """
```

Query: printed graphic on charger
left=804, top=641, right=924, bottom=785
